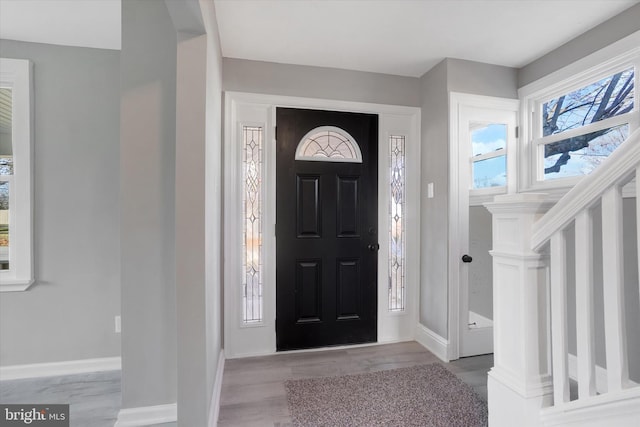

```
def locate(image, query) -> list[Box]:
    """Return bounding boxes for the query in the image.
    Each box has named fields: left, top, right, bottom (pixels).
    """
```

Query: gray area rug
left=285, top=363, right=487, bottom=426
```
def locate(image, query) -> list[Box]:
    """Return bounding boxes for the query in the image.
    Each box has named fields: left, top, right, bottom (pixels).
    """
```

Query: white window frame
left=519, top=33, right=640, bottom=197
left=0, top=58, right=34, bottom=292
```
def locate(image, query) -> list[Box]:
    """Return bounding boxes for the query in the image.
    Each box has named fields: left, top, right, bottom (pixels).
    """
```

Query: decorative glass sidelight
left=295, top=126, right=363, bottom=163
left=389, top=135, right=406, bottom=311
left=242, top=126, right=263, bottom=323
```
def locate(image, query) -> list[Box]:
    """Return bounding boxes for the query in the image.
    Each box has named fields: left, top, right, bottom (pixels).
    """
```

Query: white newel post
left=484, top=194, right=552, bottom=427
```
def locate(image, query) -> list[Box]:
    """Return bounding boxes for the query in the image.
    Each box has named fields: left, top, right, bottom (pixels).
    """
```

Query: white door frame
left=223, top=91, right=421, bottom=358
left=449, top=92, right=519, bottom=360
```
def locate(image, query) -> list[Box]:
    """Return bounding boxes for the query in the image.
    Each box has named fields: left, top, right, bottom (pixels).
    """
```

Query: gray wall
left=418, top=58, right=517, bottom=338
left=622, top=198, right=639, bottom=382
left=419, top=60, right=449, bottom=336
left=0, top=40, right=120, bottom=366
left=447, top=58, right=518, bottom=98
left=518, top=3, right=640, bottom=88
left=222, top=58, right=422, bottom=107
left=174, top=0, right=225, bottom=422
left=120, top=0, right=177, bottom=408
left=176, top=33, right=208, bottom=426
left=201, top=0, right=225, bottom=418
left=468, top=206, right=493, bottom=320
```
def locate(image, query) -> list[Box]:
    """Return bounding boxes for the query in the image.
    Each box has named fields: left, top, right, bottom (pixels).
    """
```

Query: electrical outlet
left=115, top=315, right=121, bottom=333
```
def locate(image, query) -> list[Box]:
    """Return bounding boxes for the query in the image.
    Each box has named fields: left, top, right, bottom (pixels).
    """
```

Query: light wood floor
left=218, top=341, right=493, bottom=426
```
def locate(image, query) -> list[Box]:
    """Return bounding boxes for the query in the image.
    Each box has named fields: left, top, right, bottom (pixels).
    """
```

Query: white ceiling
left=0, top=0, right=121, bottom=50
left=214, top=0, right=640, bottom=77
left=0, top=0, right=637, bottom=76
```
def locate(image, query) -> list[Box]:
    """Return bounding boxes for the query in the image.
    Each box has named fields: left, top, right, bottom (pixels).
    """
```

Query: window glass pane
left=0, top=181, right=8, bottom=270
left=389, top=135, right=405, bottom=312
left=542, top=67, right=634, bottom=137
left=296, top=126, right=362, bottom=163
left=544, top=124, right=629, bottom=180
left=471, top=123, right=506, bottom=156
left=242, top=126, right=263, bottom=323
left=472, top=156, right=506, bottom=188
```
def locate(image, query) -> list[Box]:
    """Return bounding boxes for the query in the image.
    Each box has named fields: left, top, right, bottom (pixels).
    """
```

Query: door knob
left=462, top=254, right=473, bottom=263
left=368, top=243, right=380, bottom=252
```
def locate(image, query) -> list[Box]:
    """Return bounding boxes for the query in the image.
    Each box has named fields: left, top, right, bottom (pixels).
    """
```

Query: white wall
left=0, top=40, right=120, bottom=366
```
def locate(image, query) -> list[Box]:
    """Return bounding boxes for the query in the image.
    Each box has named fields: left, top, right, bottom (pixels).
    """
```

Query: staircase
left=486, top=128, right=640, bottom=426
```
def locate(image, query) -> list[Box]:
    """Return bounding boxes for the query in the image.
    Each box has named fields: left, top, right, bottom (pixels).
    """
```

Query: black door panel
left=276, top=108, right=378, bottom=351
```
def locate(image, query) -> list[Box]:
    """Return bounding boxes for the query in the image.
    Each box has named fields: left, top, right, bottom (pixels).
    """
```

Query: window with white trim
left=0, top=58, right=33, bottom=292
left=522, top=50, right=639, bottom=188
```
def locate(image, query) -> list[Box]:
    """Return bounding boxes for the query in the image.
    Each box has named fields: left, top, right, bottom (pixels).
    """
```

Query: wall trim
left=208, top=350, right=225, bottom=427
left=414, top=323, right=450, bottom=362
left=114, top=403, right=177, bottom=427
left=0, top=356, right=121, bottom=381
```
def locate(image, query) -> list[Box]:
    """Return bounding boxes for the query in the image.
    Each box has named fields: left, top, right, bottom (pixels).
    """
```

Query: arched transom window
left=295, top=126, right=363, bottom=163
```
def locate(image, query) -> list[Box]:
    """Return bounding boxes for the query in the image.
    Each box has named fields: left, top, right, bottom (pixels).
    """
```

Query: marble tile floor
left=0, top=370, right=121, bottom=427
left=0, top=371, right=177, bottom=427
left=218, top=341, right=494, bottom=426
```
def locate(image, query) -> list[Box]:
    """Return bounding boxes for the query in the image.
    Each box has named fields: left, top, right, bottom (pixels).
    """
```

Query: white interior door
left=458, top=103, right=517, bottom=357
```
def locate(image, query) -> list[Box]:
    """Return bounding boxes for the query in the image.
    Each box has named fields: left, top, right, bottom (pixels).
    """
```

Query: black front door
left=276, top=107, right=378, bottom=351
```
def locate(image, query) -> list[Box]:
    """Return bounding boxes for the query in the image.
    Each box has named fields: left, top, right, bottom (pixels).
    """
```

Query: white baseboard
left=0, top=357, right=121, bottom=381
left=208, top=350, right=225, bottom=426
left=415, top=323, right=450, bottom=362
left=114, top=403, right=177, bottom=427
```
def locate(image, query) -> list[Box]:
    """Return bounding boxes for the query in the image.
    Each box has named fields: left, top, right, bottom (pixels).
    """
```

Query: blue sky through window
left=471, top=124, right=506, bottom=188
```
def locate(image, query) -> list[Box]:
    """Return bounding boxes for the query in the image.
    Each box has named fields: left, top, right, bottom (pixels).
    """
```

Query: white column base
left=488, top=371, right=552, bottom=427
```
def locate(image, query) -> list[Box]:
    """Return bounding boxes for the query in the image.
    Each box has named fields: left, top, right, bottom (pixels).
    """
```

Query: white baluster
left=601, top=185, right=629, bottom=393
left=575, top=210, right=596, bottom=398
left=551, top=230, right=570, bottom=405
